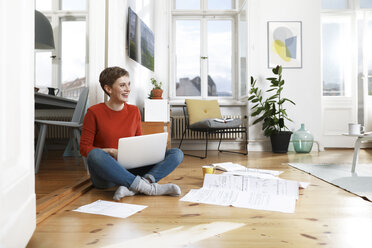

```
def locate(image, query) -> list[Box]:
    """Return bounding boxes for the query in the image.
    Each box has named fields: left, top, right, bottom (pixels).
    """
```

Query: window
left=322, top=16, right=352, bottom=96
left=321, top=0, right=372, bottom=96
left=207, top=0, right=233, bottom=10
left=175, top=0, right=200, bottom=10
left=35, top=0, right=87, bottom=100
left=360, top=0, right=372, bottom=9
left=321, top=0, right=350, bottom=9
left=239, top=2, right=247, bottom=97
left=359, top=17, right=372, bottom=95
left=172, top=0, right=238, bottom=99
left=175, top=20, right=201, bottom=96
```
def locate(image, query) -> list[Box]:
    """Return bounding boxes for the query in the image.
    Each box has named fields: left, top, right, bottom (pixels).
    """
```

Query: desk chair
left=35, top=87, right=89, bottom=173
left=178, top=99, right=248, bottom=159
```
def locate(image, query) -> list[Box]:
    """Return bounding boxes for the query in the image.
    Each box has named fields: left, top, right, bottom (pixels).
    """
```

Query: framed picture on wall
left=267, top=21, right=302, bottom=68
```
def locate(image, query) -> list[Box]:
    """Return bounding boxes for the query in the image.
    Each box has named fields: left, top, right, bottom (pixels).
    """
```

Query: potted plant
left=148, top=77, right=163, bottom=99
left=248, top=65, right=295, bottom=153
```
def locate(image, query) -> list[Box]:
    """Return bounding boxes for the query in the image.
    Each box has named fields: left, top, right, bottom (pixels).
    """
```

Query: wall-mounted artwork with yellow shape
left=268, top=21, right=302, bottom=68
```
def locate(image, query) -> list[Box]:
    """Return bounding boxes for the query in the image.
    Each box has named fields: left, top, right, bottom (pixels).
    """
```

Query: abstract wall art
left=267, top=21, right=302, bottom=68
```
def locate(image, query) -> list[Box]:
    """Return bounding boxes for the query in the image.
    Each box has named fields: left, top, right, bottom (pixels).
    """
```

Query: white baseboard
left=173, top=139, right=325, bottom=152
left=173, top=140, right=245, bottom=151
left=248, top=140, right=271, bottom=151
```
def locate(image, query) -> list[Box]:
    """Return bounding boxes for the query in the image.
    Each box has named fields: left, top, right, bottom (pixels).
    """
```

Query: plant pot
left=270, top=131, right=292, bottom=153
left=151, top=89, right=163, bottom=99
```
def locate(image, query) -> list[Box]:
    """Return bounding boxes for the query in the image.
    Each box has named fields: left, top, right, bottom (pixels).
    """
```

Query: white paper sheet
left=223, top=170, right=309, bottom=188
left=233, top=191, right=296, bottom=213
left=211, top=162, right=247, bottom=171
left=180, top=188, right=239, bottom=206
left=223, top=170, right=281, bottom=179
left=181, top=174, right=299, bottom=213
left=180, top=188, right=296, bottom=213
left=211, top=162, right=283, bottom=176
left=203, top=174, right=299, bottom=199
left=73, top=200, right=147, bottom=219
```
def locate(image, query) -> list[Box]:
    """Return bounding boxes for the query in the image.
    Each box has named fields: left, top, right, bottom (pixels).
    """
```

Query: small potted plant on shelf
left=248, top=65, right=295, bottom=153
left=148, top=77, right=163, bottom=99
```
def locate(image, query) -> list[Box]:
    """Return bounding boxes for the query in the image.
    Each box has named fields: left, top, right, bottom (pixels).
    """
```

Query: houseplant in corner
left=248, top=65, right=295, bottom=153
left=148, top=77, right=163, bottom=99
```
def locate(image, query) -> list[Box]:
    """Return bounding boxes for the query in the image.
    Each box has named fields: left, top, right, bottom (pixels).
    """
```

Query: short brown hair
left=99, top=66, right=129, bottom=96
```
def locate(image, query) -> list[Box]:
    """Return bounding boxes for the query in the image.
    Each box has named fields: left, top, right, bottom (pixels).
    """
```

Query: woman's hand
left=102, top=148, right=118, bottom=159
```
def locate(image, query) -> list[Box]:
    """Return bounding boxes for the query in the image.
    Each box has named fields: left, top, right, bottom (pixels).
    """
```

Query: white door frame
left=0, top=0, right=36, bottom=247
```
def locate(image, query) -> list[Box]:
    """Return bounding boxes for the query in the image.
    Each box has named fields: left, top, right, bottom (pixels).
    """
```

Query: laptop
left=117, top=132, right=168, bottom=169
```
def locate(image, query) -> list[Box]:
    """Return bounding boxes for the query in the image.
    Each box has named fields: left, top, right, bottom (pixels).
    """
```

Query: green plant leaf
left=253, top=114, right=267, bottom=124
left=268, top=94, right=278, bottom=100
left=250, top=76, right=257, bottom=87
left=251, top=103, right=259, bottom=109
left=278, top=66, right=282, bottom=74
left=283, top=98, right=295, bottom=105
left=248, top=95, right=255, bottom=101
left=251, top=108, right=263, bottom=117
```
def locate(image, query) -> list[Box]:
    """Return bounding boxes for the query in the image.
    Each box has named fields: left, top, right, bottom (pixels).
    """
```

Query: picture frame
left=267, top=21, right=302, bottom=68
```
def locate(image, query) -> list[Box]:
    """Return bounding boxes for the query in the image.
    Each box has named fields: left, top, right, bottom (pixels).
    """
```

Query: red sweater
left=79, top=102, right=142, bottom=157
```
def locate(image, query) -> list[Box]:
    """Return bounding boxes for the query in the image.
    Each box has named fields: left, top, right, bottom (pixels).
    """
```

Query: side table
left=342, top=133, right=372, bottom=173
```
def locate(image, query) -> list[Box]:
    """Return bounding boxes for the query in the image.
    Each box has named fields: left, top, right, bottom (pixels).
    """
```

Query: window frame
left=238, top=0, right=247, bottom=98
left=321, top=13, right=355, bottom=97
left=35, top=0, right=88, bottom=99
left=321, top=0, right=372, bottom=98
left=169, top=0, right=240, bottom=102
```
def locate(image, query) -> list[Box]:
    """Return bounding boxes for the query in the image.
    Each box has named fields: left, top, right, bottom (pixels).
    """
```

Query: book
left=214, top=118, right=234, bottom=123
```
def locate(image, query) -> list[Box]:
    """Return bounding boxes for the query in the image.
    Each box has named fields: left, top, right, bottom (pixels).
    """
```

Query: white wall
left=90, top=0, right=323, bottom=151
left=105, top=0, right=156, bottom=112
left=247, top=0, right=322, bottom=151
left=88, top=0, right=106, bottom=106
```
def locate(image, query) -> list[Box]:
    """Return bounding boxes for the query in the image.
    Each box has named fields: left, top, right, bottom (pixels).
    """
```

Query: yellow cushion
left=185, top=99, right=222, bottom=125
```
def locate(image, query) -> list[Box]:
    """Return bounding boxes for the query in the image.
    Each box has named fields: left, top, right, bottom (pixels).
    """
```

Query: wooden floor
left=28, top=149, right=372, bottom=248
left=35, top=150, right=88, bottom=199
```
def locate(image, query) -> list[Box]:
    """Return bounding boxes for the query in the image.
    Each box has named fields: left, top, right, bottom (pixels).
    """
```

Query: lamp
left=35, top=10, right=55, bottom=50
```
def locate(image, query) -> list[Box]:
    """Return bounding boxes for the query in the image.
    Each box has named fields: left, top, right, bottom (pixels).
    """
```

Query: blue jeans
left=86, top=148, right=183, bottom=189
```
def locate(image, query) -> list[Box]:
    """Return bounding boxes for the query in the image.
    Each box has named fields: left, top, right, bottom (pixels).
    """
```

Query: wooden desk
left=35, top=92, right=77, bottom=109
left=141, top=122, right=171, bottom=148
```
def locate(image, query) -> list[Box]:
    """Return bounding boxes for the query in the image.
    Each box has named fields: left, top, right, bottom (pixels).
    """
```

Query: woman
left=80, top=66, right=183, bottom=200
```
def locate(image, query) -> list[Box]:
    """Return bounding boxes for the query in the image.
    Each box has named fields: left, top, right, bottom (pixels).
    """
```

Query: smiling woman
left=79, top=66, right=184, bottom=201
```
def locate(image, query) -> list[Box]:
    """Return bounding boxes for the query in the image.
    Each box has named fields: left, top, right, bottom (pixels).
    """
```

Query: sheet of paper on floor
left=203, top=174, right=299, bottom=198
left=180, top=188, right=296, bottom=213
left=222, top=169, right=309, bottom=188
left=180, top=174, right=300, bottom=213
left=223, top=171, right=280, bottom=179
left=73, top=200, right=147, bottom=219
left=211, top=162, right=283, bottom=176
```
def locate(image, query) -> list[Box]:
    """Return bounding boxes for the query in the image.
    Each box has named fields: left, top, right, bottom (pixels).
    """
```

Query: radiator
left=172, top=115, right=245, bottom=140
left=35, top=110, right=73, bottom=139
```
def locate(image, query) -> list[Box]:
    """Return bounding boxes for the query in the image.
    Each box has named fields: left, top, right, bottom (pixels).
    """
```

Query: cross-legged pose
left=80, top=66, right=183, bottom=200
